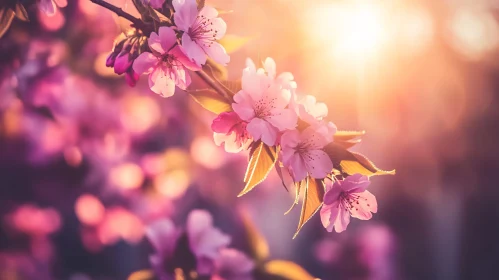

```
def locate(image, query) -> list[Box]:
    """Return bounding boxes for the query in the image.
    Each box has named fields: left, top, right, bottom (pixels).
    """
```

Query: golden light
left=120, top=95, right=161, bottom=135
left=75, top=194, right=105, bottom=226
left=109, top=162, right=144, bottom=190
left=154, top=170, right=190, bottom=199
left=306, top=0, right=389, bottom=64
left=190, top=136, right=226, bottom=169
left=447, top=7, right=499, bottom=61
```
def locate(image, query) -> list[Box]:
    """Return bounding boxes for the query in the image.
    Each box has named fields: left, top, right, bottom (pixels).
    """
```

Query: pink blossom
left=38, top=0, right=67, bottom=16
left=280, top=125, right=334, bottom=182
left=173, top=0, right=229, bottom=66
left=291, top=94, right=336, bottom=141
left=212, top=249, right=254, bottom=280
left=232, top=58, right=297, bottom=146
left=133, top=26, right=201, bottom=97
left=146, top=210, right=231, bottom=278
left=212, top=112, right=252, bottom=153
left=320, top=174, right=378, bottom=233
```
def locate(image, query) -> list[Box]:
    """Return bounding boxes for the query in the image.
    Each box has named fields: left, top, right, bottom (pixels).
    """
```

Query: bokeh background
left=1, top=0, right=499, bottom=279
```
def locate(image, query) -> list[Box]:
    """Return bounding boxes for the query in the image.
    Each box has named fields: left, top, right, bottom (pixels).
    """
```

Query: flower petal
left=187, top=210, right=231, bottom=260
left=303, top=150, right=333, bottom=179
left=334, top=207, right=351, bottom=233
left=265, top=108, right=297, bottom=131
left=264, top=57, right=276, bottom=78
left=133, top=52, right=157, bottom=75
left=173, top=0, right=198, bottom=31
left=149, top=66, right=176, bottom=97
left=149, top=0, right=165, bottom=9
left=199, top=6, right=219, bottom=19
left=342, top=174, right=371, bottom=193
left=170, top=45, right=202, bottom=71
left=350, top=190, right=377, bottom=220
left=246, top=118, right=277, bottom=146
left=38, top=0, right=56, bottom=16
left=202, top=41, right=230, bottom=66
left=287, top=152, right=308, bottom=182
left=182, top=33, right=206, bottom=66
left=320, top=200, right=340, bottom=232
left=211, top=112, right=241, bottom=133
left=210, top=17, right=227, bottom=40
left=232, top=91, right=255, bottom=121
left=146, top=219, right=179, bottom=254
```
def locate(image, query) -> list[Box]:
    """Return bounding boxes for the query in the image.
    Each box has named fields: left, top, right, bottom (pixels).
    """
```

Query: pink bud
left=106, top=52, right=117, bottom=67
left=125, top=69, right=140, bottom=87
left=114, top=52, right=132, bottom=75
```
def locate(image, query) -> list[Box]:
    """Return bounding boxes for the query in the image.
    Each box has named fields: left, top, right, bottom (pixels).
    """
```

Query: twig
left=195, top=70, right=233, bottom=102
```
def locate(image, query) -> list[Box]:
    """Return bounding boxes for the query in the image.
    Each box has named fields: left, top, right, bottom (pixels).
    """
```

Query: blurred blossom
left=446, top=7, right=499, bottom=60
left=154, top=170, right=191, bottom=199
left=120, top=94, right=161, bottom=135
left=313, top=239, right=342, bottom=265
left=38, top=8, right=66, bottom=31
left=75, top=194, right=106, bottom=226
left=191, top=136, right=226, bottom=169
left=5, top=204, right=61, bottom=236
left=97, top=207, right=145, bottom=245
left=109, top=162, right=145, bottom=190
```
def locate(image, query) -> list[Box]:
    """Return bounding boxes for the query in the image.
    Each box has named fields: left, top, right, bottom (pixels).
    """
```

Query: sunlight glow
left=307, top=0, right=388, bottom=63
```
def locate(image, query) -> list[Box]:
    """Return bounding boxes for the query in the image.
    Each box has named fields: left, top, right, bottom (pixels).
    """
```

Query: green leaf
left=189, top=89, right=232, bottom=114
left=264, top=260, right=316, bottom=280
left=203, top=58, right=228, bottom=81
left=219, top=34, right=254, bottom=54
left=0, top=8, right=15, bottom=39
left=239, top=142, right=278, bottom=196
left=240, top=209, right=269, bottom=262
left=325, top=143, right=395, bottom=177
left=293, top=177, right=324, bottom=238
left=128, top=270, right=155, bottom=280
left=14, top=4, right=29, bottom=22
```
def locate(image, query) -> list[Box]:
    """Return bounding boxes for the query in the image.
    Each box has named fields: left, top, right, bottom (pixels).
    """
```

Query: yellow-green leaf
left=240, top=209, right=269, bottom=262
left=264, top=260, right=316, bottom=280
left=284, top=181, right=303, bottom=215
left=128, top=270, right=155, bottom=280
left=293, top=177, right=324, bottom=238
left=203, top=59, right=228, bottom=81
left=219, top=34, right=254, bottom=54
left=325, top=143, right=395, bottom=177
left=334, top=130, right=365, bottom=141
left=341, top=152, right=396, bottom=177
left=220, top=80, right=242, bottom=96
left=239, top=142, right=277, bottom=196
left=14, top=4, right=29, bottom=21
left=189, top=89, right=232, bottom=114
left=0, top=8, right=15, bottom=39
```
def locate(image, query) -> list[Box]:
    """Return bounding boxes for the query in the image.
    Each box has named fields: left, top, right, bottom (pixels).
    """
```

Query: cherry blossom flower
left=320, top=174, right=378, bottom=233
left=147, top=210, right=231, bottom=279
left=232, top=58, right=297, bottom=146
left=133, top=26, right=201, bottom=97
left=173, top=0, right=230, bottom=66
left=291, top=94, right=337, bottom=141
left=38, top=0, right=67, bottom=16
left=280, top=125, right=334, bottom=181
left=212, top=248, right=254, bottom=280
left=211, top=112, right=252, bottom=153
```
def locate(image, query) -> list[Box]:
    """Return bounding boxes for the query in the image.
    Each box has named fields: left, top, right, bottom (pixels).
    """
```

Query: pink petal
left=320, top=201, right=340, bottom=232
left=266, top=83, right=291, bottom=109
left=148, top=66, right=176, bottom=97
left=148, top=27, right=176, bottom=54
left=38, top=0, right=56, bottom=17
left=288, top=152, right=308, bottom=182
left=265, top=108, right=297, bottom=131
left=246, top=118, right=277, bottom=146
left=334, top=207, right=351, bottom=233
left=304, top=150, right=333, bottom=179
left=125, top=70, right=140, bottom=87
left=232, top=91, right=255, bottom=121
left=280, top=130, right=300, bottom=150
left=182, top=33, right=206, bottom=66
left=173, top=0, right=198, bottom=31
left=171, top=64, right=189, bottom=90
left=211, top=112, right=240, bottom=133
left=323, top=183, right=342, bottom=205
left=214, top=132, right=242, bottom=153
left=264, top=57, right=276, bottom=78
left=300, top=126, right=331, bottom=149
left=202, top=41, right=230, bottom=66
left=210, top=17, right=227, bottom=40
left=146, top=219, right=179, bottom=254
left=187, top=210, right=231, bottom=260
left=241, top=69, right=270, bottom=102
left=199, top=6, right=219, bottom=19
left=54, top=0, right=67, bottom=7
left=341, top=174, right=371, bottom=193
left=170, top=45, right=202, bottom=71
left=133, top=52, right=158, bottom=75
left=113, top=53, right=132, bottom=75
left=350, top=190, right=377, bottom=220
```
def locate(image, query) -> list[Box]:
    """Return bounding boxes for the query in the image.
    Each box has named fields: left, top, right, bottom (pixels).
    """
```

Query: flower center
left=339, top=192, right=369, bottom=213
left=254, top=96, right=277, bottom=118
left=188, top=15, right=218, bottom=47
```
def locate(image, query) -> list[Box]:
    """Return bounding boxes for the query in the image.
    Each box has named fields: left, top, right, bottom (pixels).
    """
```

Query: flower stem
left=195, top=70, right=233, bottom=102
left=89, top=0, right=147, bottom=31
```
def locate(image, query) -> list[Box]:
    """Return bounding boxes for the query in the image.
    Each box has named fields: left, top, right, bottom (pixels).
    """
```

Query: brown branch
left=195, top=70, right=233, bottom=102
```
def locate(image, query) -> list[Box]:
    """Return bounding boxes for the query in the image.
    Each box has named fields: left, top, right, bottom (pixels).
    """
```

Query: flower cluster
left=147, top=210, right=254, bottom=280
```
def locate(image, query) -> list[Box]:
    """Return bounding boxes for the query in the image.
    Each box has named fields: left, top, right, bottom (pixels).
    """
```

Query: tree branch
left=195, top=71, right=233, bottom=102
